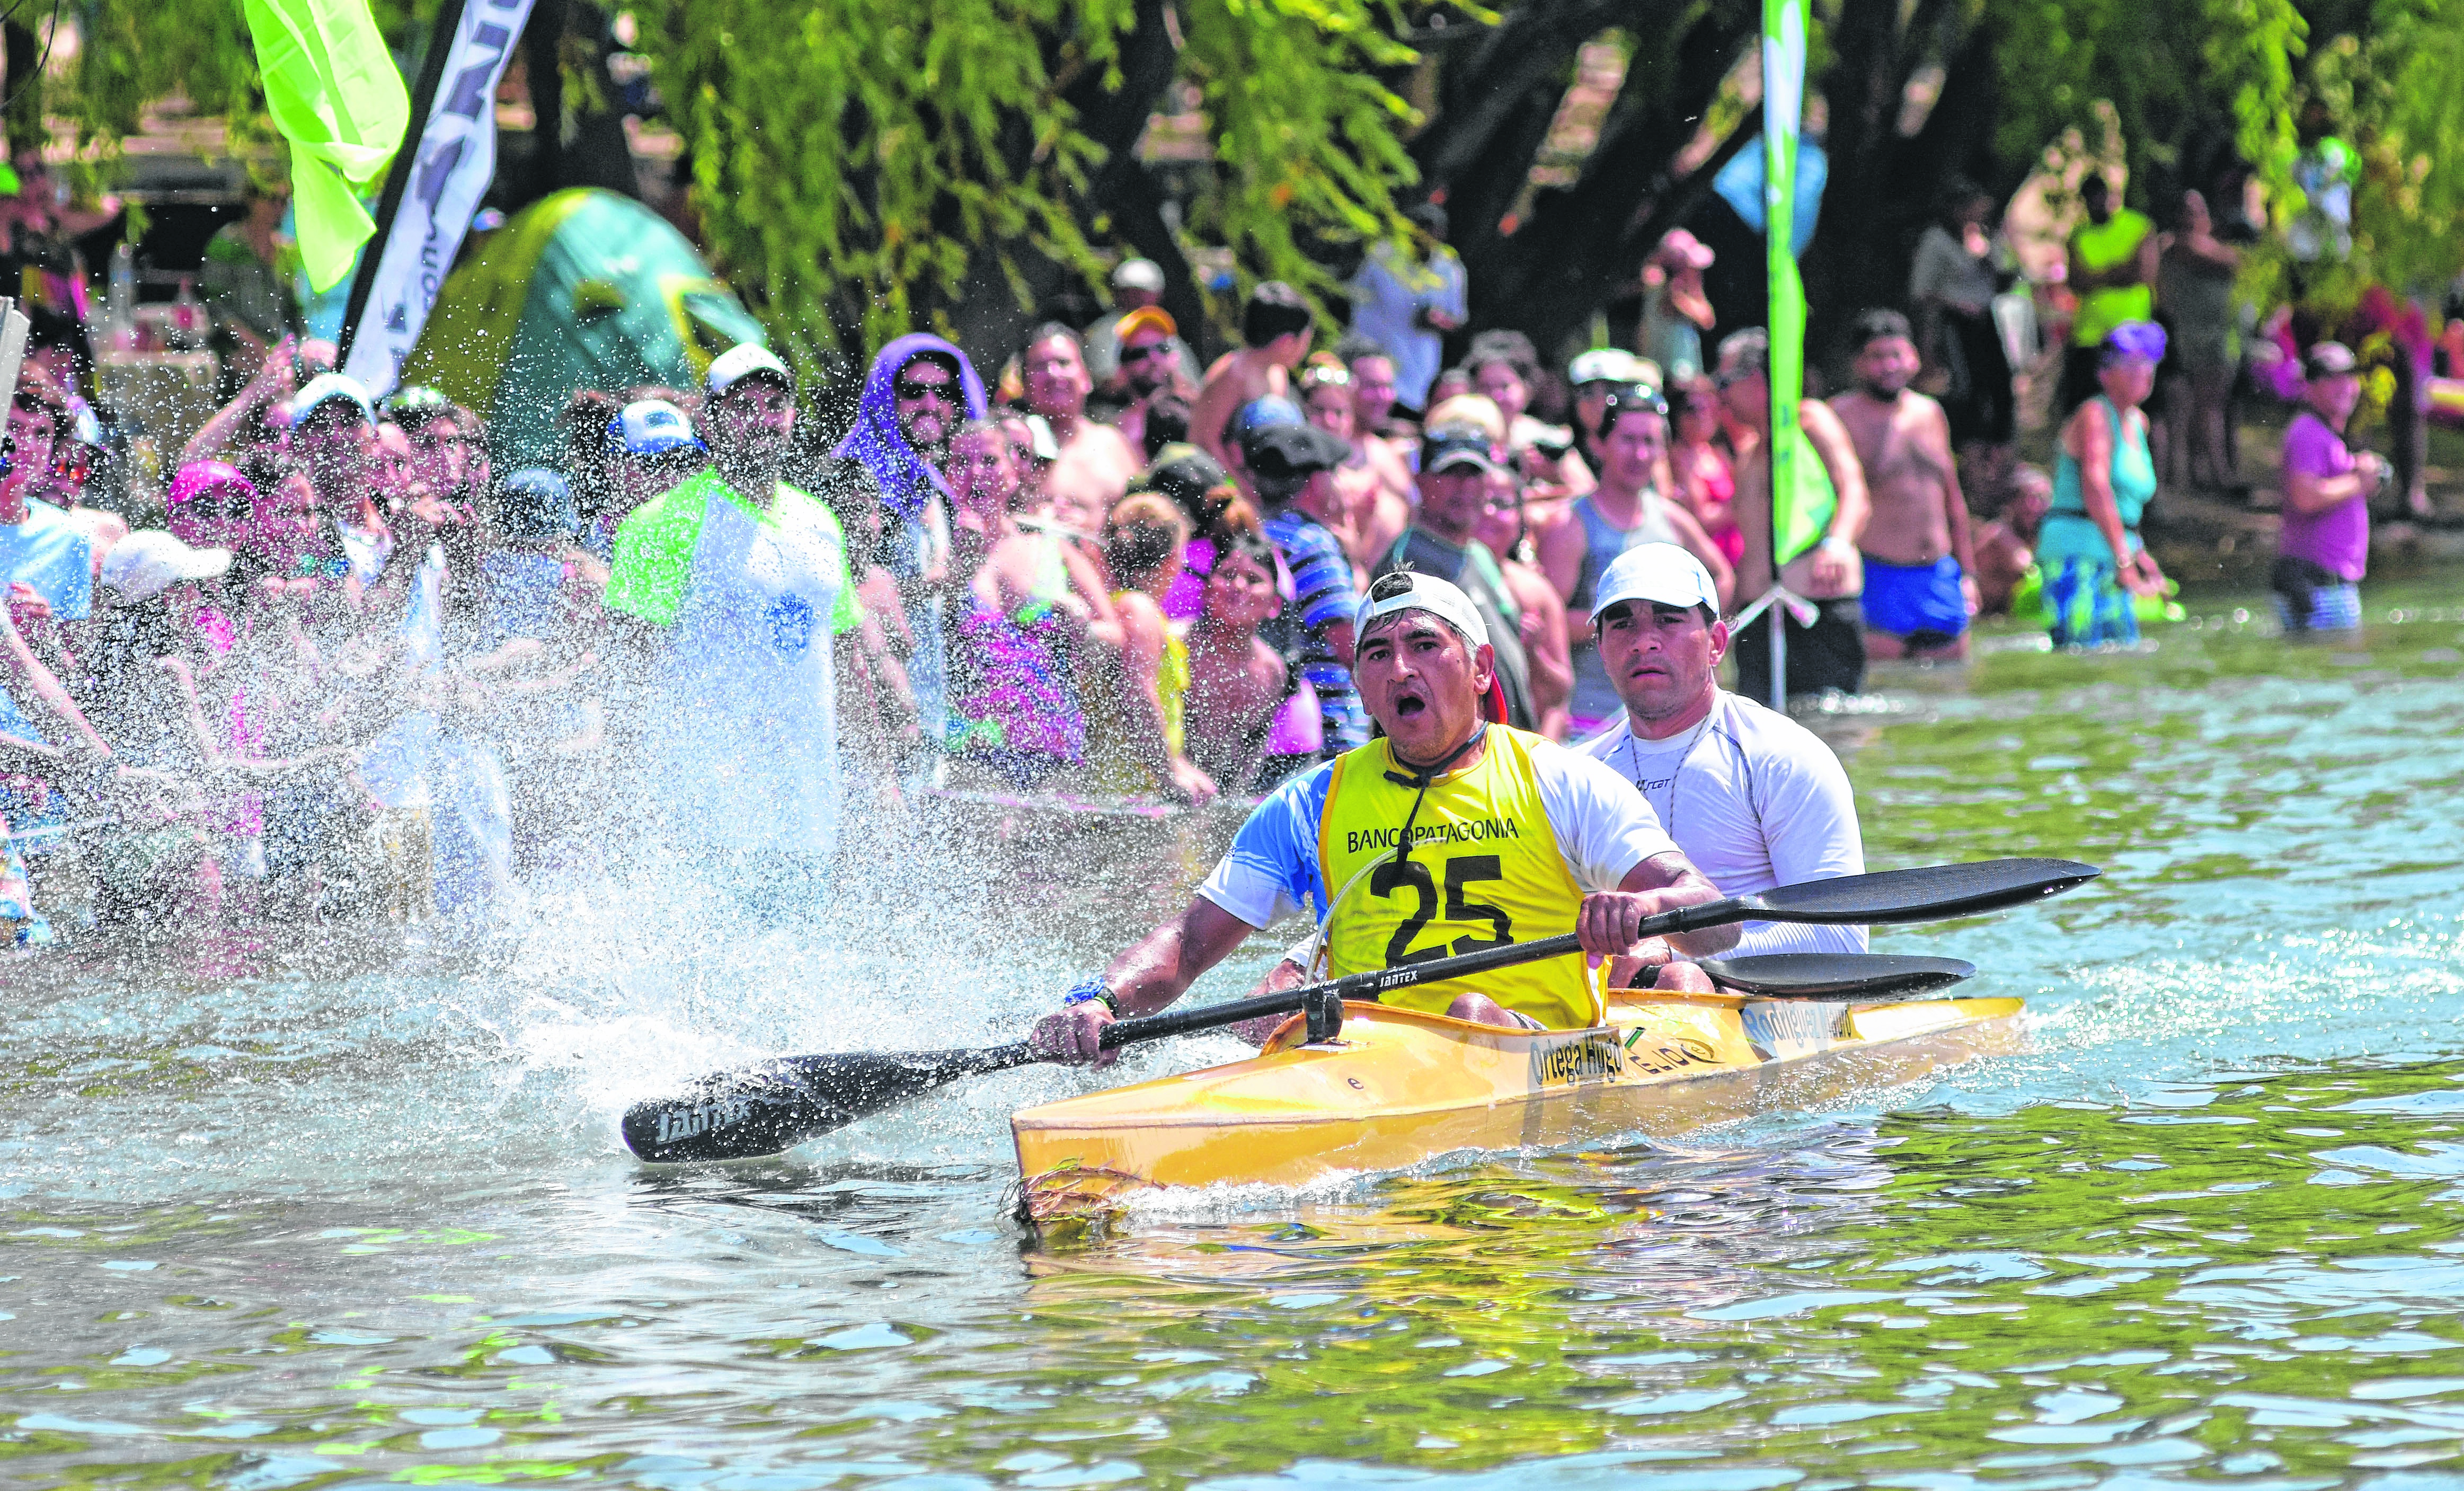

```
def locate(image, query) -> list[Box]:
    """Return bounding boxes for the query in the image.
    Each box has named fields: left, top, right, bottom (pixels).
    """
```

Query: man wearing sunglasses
left=1031, top=569, right=1734, bottom=1064
left=1537, top=386, right=1732, bottom=737
left=836, top=334, right=988, bottom=776
left=1374, top=426, right=1537, bottom=734
left=1104, top=306, right=1194, bottom=455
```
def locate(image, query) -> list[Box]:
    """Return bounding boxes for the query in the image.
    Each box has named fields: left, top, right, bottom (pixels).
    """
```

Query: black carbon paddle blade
left=1739, top=859, right=2099, bottom=926
left=622, top=1045, right=1037, bottom=1163
left=1697, top=952, right=1976, bottom=999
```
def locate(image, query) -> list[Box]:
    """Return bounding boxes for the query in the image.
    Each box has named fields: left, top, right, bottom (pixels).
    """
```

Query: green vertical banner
left=1762, top=0, right=1814, bottom=567
left=245, top=0, right=410, bottom=293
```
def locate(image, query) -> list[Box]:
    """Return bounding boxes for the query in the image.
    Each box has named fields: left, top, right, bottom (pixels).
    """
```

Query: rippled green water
left=6, top=585, right=2463, bottom=1489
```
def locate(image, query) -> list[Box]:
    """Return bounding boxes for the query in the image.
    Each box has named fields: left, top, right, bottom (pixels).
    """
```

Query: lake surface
left=6, top=584, right=2464, bottom=1489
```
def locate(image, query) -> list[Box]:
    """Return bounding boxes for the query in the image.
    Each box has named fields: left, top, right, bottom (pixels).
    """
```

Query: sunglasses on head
left=186, top=487, right=256, bottom=522
left=1367, top=569, right=1421, bottom=604
left=893, top=376, right=955, bottom=405
left=1599, top=388, right=1669, bottom=426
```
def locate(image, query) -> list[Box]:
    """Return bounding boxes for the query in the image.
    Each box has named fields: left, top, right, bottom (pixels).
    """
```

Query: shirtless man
left=1021, top=324, right=1142, bottom=534
left=1192, top=282, right=1315, bottom=467
left=1298, top=357, right=1412, bottom=567
left=1108, top=307, right=1192, bottom=456
left=1828, top=309, right=1978, bottom=660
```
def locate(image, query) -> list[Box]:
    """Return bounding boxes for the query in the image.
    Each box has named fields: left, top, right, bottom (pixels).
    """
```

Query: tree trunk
left=510, top=0, right=642, bottom=211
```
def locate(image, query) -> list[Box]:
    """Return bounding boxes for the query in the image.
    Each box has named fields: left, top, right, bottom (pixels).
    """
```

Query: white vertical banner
left=341, top=0, right=536, bottom=397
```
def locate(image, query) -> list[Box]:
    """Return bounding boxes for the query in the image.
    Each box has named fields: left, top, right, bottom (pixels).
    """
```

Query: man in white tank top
left=1535, top=390, right=1732, bottom=736
left=1572, top=543, right=1866, bottom=989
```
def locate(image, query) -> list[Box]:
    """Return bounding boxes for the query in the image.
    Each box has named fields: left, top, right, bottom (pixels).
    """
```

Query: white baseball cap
left=705, top=342, right=792, bottom=395
left=1112, top=258, right=1167, bottom=294
left=101, top=531, right=233, bottom=604
left=284, top=372, right=377, bottom=428
left=1589, top=543, right=1720, bottom=621
left=1355, top=570, right=1490, bottom=650
left=1567, top=347, right=1650, bottom=389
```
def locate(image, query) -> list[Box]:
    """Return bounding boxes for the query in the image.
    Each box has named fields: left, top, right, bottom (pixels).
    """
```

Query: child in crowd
left=1181, top=530, right=1289, bottom=795
left=1082, top=494, right=1215, bottom=804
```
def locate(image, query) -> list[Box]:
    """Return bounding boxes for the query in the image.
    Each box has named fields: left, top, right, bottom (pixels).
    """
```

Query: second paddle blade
left=1743, top=858, right=2098, bottom=925
left=1699, top=952, right=1976, bottom=999
left=622, top=1045, right=1034, bottom=1163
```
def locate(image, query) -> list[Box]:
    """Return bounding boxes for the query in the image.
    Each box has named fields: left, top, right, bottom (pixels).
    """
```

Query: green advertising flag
left=1763, top=0, right=1824, bottom=569
left=244, top=0, right=409, bottom=293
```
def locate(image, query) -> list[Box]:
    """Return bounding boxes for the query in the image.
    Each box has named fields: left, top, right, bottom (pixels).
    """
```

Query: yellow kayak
left=1012, top=990, right=2022, bottom=1221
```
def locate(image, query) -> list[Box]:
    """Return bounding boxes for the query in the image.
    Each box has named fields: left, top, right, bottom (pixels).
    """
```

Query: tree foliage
left=631, top=0, right=1431, bottom=369
left=31, top=0, right=2464, bottom=382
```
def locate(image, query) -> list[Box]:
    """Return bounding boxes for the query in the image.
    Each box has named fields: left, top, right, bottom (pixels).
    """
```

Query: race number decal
left=1375, top=853, right=1517, bottom=965
left=1528, top=1031, right=1627, bottom=1089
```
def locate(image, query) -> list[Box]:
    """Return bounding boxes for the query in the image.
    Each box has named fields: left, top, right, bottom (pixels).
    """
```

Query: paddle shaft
left=1086, top=866, right=2041, bottom=1051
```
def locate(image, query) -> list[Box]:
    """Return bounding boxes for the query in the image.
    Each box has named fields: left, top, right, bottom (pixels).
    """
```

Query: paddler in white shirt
left=1573, top=543, right=1867, bottom=991
left=1032, top=571, right=1739, bottom=1065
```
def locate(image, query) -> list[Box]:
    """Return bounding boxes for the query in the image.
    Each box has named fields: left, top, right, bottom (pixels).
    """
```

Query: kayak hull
left=1011, top=993, right=2022, bottom=1219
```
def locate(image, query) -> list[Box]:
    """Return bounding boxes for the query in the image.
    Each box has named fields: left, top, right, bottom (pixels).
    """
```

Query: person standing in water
left=1714, top=328, right=1872, bottom=703
left=1829, top=310, right=1979, bottom=661
left=2041, top=321, right=2169, bottom=649
left=605, top=343, right=860, bottom=898
left=2274, top=341, right=2384, bottom=634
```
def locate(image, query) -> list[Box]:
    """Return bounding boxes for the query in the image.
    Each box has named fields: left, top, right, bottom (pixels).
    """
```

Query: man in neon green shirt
left=606, top=346, right=862, bottom=896
left=2061, top=176, right=2158, bottom=414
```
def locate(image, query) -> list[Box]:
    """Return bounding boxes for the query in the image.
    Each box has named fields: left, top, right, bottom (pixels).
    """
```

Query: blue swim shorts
left=1860, top=554, right=1969, bottom=643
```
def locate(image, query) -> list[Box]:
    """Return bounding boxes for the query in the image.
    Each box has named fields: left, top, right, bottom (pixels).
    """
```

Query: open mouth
left=1389, top=685, right=1430, bottom=719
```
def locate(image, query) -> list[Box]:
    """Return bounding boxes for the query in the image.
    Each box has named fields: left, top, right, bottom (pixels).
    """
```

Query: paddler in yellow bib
left=1032, top=571, right=1737, bottom=1065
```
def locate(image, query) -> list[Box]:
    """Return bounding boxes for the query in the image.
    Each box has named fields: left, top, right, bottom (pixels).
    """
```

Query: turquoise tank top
left=2043, top=398, right=2156, bottom=567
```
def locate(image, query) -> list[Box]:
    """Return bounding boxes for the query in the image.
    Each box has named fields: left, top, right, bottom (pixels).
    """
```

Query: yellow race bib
left=1315, top=728, right=1603, bottom=1030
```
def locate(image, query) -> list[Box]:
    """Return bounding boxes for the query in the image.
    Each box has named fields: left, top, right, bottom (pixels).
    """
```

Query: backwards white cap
left=705, top=342, right=792, bottom=395
left=1355, top=570, right=1490, bottom=650
left=1589, top=542, right=1720, bottom=621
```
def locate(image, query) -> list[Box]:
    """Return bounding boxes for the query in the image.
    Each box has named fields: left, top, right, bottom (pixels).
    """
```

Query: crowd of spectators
left=0, top=154, right=2425, bottom=946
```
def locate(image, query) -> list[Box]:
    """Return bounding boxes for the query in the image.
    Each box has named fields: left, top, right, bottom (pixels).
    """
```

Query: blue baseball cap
left=1233, top=395, right=1306, bottom=442
left=705, top=342, right=792, bottom=395
left=609, top=399, right=705, bottom=457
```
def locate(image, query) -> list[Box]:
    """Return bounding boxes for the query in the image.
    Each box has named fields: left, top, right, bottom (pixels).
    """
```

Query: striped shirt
left=1263, top=508, right=1369, bottom=753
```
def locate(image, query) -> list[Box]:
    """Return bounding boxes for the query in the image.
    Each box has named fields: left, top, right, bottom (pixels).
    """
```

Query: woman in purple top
left=2275, top=341, right=2388, bottom=633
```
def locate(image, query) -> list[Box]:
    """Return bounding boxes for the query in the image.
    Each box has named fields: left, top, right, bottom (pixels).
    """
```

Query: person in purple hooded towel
left=834, top=334, right=989, bottom=774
